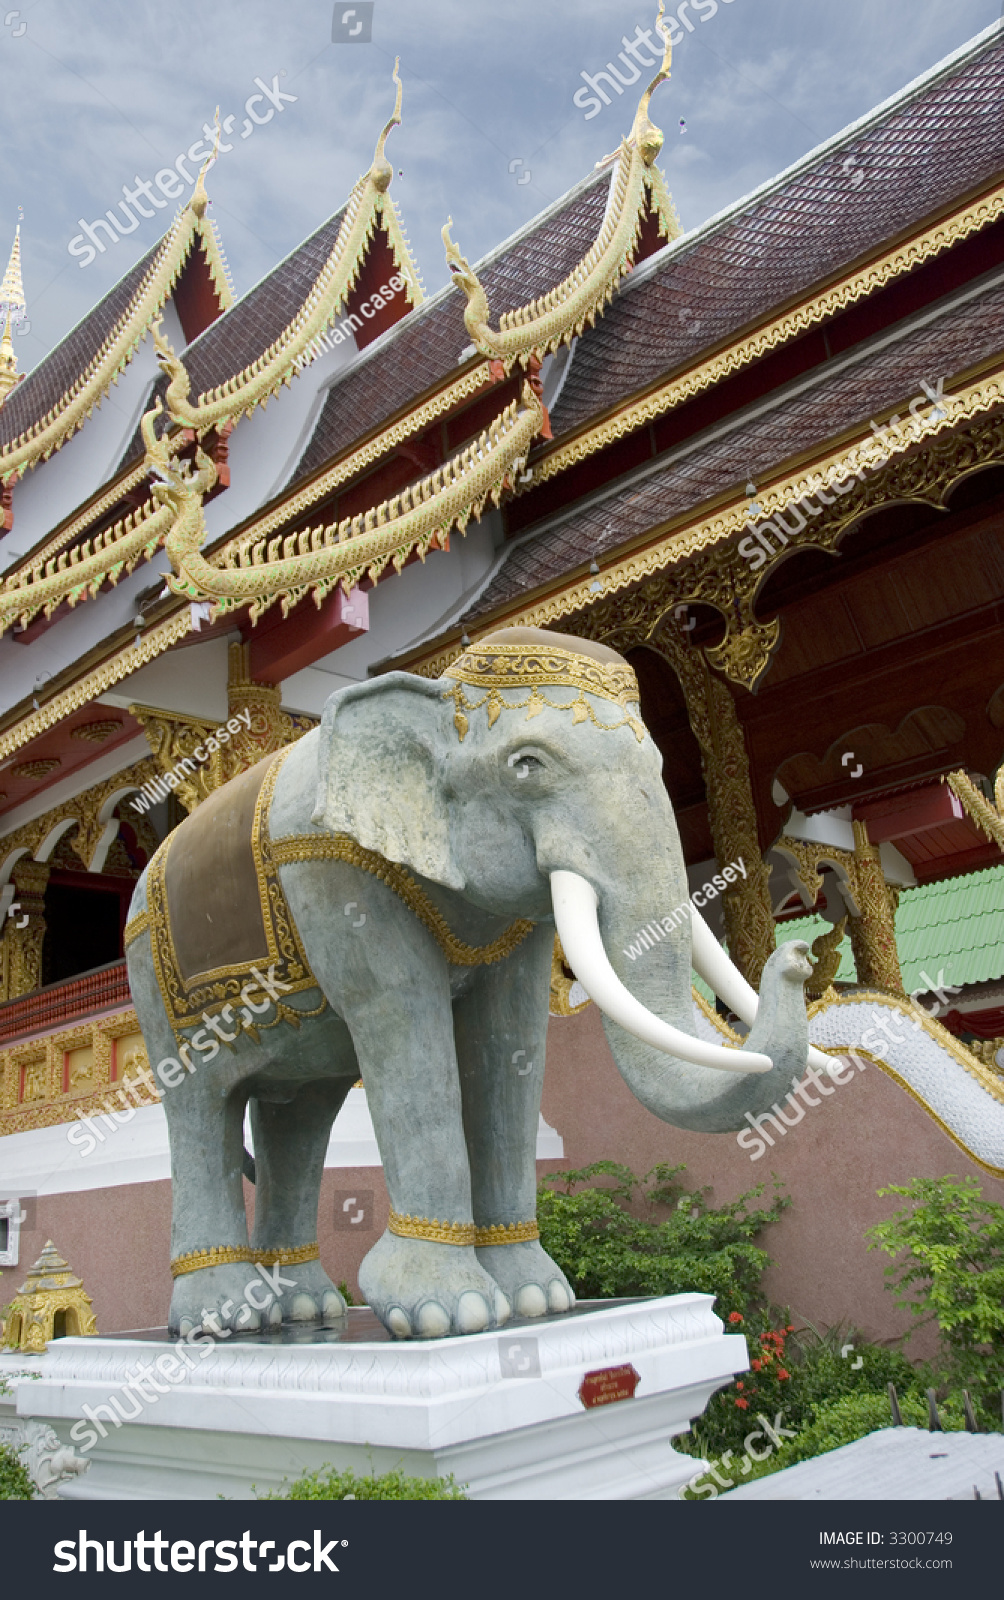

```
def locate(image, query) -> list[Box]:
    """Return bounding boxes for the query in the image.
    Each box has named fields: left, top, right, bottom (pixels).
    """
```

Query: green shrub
left=0, top=1443, right=35, bottom=1500
left=537, top=1161, right=788, bottom=1320
left=866, top=1175, right=1004, bottom=1426
left=261, top=1466, right=466, bottom=1500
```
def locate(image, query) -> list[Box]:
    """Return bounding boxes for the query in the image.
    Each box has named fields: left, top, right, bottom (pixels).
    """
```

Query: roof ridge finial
left=369, top=57, right=403, bottom=193
left=190, top=108, right=223, bottom=219
left=631, top=0, right=672, bottom=166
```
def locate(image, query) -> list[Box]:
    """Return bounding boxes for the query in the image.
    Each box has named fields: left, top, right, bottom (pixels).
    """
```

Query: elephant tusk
left=690, top=908, right=838, bottom=1075
left=549, top=871, right=772, bottom=1075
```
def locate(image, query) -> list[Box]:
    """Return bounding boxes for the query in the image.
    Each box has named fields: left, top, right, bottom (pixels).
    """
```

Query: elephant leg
left=455, top=923, right=576, bottom=1320
left=248, top=1079, right=353, bottom=1324
left=344, top=966, right=509, bottom=1339
left=164, top=1079, right=269, bottom=1338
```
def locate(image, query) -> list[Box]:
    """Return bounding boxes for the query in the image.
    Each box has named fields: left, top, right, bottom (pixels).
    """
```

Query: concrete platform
left=0, top=1294, right=744, bottom=1500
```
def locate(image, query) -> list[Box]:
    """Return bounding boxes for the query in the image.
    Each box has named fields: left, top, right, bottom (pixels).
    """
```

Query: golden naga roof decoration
left=160, top=61, right=424, bottom=435
left=945, top=768, right=1004, bottom=851
left=442, top=5, right=680, bottom=368
left=0, top=166, right=233, bottom=485
left=156, top=343, right=545, bottom=623
left=0, top=402, right=202, bottom=636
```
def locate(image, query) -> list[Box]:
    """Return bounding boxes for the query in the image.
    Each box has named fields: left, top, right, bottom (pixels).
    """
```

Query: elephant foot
left=260, top=1257, right=347, bottom=1325
left=168, top=1263, right=281, bottom=1339
left=475, top=1241, right=575, bottom=1320
left=359, top=1231, right=511, bottom=1339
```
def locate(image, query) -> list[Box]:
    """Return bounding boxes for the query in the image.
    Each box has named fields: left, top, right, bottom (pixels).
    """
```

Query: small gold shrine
left=2, top=1240, right=98, bottom=1352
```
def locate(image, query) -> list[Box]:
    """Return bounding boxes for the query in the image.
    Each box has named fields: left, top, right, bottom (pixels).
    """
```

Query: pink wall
left=4, top=1006, right=1001, bottom=1355
left=542, top=1006, right=1004, bottom=1354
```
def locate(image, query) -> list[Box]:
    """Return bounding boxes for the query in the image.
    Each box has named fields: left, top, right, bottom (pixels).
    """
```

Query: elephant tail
left=241, top=1146, right=256, bottom=1184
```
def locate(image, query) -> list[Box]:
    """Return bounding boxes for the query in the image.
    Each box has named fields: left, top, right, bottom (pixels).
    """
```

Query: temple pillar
left=847, top=819, right=905, bottom=993
left=657, top=640, right=775, bottom=988
left=1, top=857, right=49, bottom=999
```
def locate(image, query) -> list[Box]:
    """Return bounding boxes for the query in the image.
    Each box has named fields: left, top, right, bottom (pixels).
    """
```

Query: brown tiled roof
left=291, top=170, right=613, bottom=482
left=0, top=240, right=162, bottom=451
left=179, top=206, right=349, bottom=401
left=115, top=207, right=352, bottom=472
left=462, top=277, right=1004, bottom=621
left=550, top=33, right=1004, bottom=440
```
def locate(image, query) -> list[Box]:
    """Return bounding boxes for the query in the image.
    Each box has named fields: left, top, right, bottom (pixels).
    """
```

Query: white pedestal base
left=1, top=1295, right=744, bottom=1501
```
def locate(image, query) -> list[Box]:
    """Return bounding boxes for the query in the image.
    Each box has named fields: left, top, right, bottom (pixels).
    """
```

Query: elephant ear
left=311, top=672, right=463, bottom=889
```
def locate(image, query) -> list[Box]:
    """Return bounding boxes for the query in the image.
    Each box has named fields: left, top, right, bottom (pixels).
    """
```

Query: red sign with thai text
left=577, top=1363, right=641, bottom=1409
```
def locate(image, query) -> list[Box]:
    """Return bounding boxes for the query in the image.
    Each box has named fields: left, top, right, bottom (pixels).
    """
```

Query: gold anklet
left=474, top=1220, right=539, bottom=1245
left=170, top=1245, right=254, bottom=1278
left=388, top=1210, right=477, bottom=1246
left=170, top=1241, right=320, bottom=1277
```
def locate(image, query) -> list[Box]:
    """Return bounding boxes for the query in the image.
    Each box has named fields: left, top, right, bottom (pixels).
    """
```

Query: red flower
left=728, top=1312, right=743, bottom=1324
left=750, top=1359, right=761, bottom=1371
left=735, top=1398, right=749, bottom=1410
left=735, top=1381, right=744, bottom=1390
left=777, top=1369, right=790, bottom=1380
left=786, top=1325, right=795, bottom=1333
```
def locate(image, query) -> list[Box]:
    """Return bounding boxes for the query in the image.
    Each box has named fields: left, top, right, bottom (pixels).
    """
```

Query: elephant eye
left=507, top=750, right=544, bottom=781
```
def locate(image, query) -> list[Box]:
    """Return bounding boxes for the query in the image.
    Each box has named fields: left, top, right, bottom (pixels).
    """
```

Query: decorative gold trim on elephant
left=146, top=747, right=323, bottom=1036
left=170, top=1245, right=255, bottom=1277
left=444, top=642, right=644, bottom=743
left=388, top=1211, right=477, bottom=1246
left=250, top=1242, right=321, bottom=1269
left=271, top=834, right=534, bottom=967
left=473, top=1220, right=540, bottom=1245
left=123, top=910, right=150, bottom=948
left=169, top=1241, right=321, bottom=1277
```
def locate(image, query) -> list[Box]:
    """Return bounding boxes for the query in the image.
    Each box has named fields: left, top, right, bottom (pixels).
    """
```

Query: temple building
left=1, top=25, right=1003, bottom=1343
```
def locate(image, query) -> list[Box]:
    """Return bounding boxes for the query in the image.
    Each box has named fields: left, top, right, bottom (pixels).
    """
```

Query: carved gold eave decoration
left=158, top=357, right=546, bottom=623
left=518, top=176, right=1004, bottom=494
left=405, top=366, right=1004, bottom=685
left=0, top=755, right=158, bottom=872
left=160, top=62, right=423, bottom=436
left=0, top=401, right=200, bottom=636
left=0, top=609, right=193, bottom=762
left=442, top=8, right=680, bottom=369
left=945, top=768, right=1004, bottom=851
left=0, top=165, right=233, bottom=487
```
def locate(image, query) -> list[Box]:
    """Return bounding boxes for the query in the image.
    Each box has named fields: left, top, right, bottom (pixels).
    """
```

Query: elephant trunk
left=550, top=869, right=814, bottom=1134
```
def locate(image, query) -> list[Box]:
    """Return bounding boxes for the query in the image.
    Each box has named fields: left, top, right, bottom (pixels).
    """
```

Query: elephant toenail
left=268, top=1301, right=283, bottom=1326
left=548, top=1280, right=570, bottom=1313
left=494, top=1289, right=512, bottom=1325
left=457, top=1292, right=491, bottom=1333
left=387, top=1307, right=411, bottom=1337
left=515, top=1284, right=547, bottom=1319
left=179, top=1319, right=194, bottom=1338
left=417, top=1301, right=451, bottom=1337
left=288, top=1293, right=318, bottom=1322
left=322, top=1291, right=346, bottom=1320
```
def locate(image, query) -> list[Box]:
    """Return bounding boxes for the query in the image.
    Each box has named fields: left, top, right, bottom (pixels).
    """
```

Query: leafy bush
left=537, top=1161, right=788, bottom=1320
left=866, top=1175, right=1004, bottom=1426
left=261, top=1466, right=466, bottom=1500
left=0, top=1443, right=34, bottom=1500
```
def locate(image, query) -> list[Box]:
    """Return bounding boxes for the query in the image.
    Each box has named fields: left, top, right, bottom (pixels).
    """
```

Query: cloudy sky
left=2, top=0, right=1001, bottom=367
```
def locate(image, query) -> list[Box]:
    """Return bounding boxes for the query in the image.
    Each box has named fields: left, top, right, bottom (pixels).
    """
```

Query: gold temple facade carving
left=0, top=1007, right=154, bottom=1138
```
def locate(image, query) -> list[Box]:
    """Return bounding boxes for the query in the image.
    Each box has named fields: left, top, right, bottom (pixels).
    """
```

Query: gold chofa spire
left=0, top=224, right=25, bottom=320
left=0, top=225, right=25, bottom=402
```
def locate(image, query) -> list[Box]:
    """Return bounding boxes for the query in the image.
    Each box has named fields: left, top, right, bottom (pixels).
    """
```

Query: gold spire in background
left=0, top=223, right=26, bottom=402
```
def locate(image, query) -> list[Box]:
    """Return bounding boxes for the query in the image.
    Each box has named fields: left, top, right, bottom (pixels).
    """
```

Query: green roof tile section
left=771, top=863, right=1004, bottom=993
left=895, top=862, right=1004, bottom=993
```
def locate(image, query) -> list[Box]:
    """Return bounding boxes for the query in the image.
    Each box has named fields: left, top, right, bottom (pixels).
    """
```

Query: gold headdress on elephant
left=442, top=627, right=645, bottom=743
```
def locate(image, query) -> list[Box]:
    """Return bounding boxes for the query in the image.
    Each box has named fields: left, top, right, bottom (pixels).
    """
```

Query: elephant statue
left=125, top=626, right=820, bottom=1340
